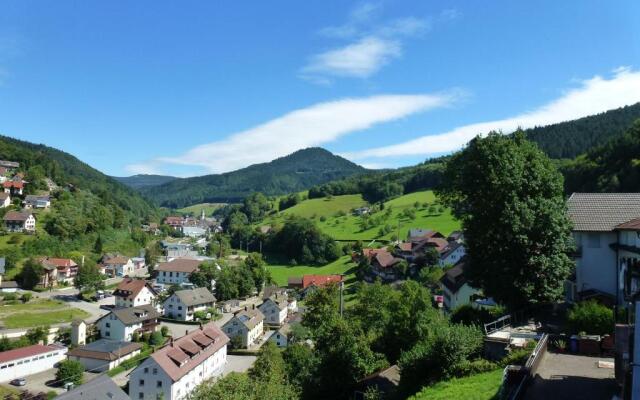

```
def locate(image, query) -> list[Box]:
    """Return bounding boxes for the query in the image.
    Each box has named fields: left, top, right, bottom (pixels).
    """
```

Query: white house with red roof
left=41, top=257, right=78, bottom=285
left=2, top=180, right=23, bottom=196
left=102, top=255, right=134, bottom=277
left=113, top=278, right=157, bottom=308
left=0, top=344, right=67, bottom=382
left=129, top=323, right=229, bottom=400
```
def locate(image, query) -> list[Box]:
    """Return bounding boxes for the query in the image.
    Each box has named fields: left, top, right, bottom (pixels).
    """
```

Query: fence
left=501, top=333, right=549, bottom=400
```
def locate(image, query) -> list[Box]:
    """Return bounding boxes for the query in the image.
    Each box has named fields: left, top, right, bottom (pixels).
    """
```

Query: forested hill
left=139, top=147, right=368, bottom=208
left=0, top=135, right=157, bottom=220
left=524, top=102, right=640, bottom=159
left=113, top=174, right=177, bottom=189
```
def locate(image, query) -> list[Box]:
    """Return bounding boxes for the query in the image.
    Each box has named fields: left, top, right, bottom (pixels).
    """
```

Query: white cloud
left=302, top=37, right=401, bottom=79
left=343, top=67, right=640, bottom=160
left=125, top=162, right=162, bottom=175
left=303, top=4, right=443, bottom=82
left=128, top=93, right=462, bottom=175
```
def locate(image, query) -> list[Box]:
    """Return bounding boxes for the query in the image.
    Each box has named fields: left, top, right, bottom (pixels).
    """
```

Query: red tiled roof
left=104, top=256, right=130, bottom=265
left=2, top=181, right=23, bottom=189
left=362, top=248, right=386, bottom=260
left=3, top=211, right=32, bottom=222
left=113, top=278, right=154, bottom=301
left=0, top=344, right=59, bottom=364
left=302, top=274, right=343, bottom=289
left=374, top=251, right=401, bottom=268
left=156, top=258, right=201, bottom=273
left=41, top=258, right=77, bottom=268
left=616, top=218, right=640, bottom=230
left=150, top=323, right=229, bottom=382
left=397, top=242, right=412, bottom=252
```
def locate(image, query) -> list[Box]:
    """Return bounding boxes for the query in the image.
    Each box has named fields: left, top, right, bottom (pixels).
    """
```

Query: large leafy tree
left=74, top=262, right=105, bottom=293
left=437, top=132, right=574, bottom=309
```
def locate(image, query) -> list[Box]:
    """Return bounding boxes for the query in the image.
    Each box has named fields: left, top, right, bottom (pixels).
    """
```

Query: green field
left=266, top=255, right=356, bottom=287
left=0, top=299, right=91, bottom=329
left=409, top=369, right=503, bottom=400
left=178, top=202, right=229, bottom=216
left=262, top=190, right=460, bottom=241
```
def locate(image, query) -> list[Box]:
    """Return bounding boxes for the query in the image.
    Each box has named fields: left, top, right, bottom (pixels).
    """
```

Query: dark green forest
left=138, top=147, right=367, bottom=208
left=113, top=174, right=177, bottom=189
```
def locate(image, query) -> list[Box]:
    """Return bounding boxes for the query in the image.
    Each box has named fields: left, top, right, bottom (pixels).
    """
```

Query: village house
left=447, top=230, right=464, bottom=243
left=66, top=339, right=143, bottom=372
left=56, top=374, right=129, bottom=400
left=3, top=210, right=35, bottom=233
left=269, top=327, right=289, bottom=348
left=132, top=257, right=146, bottom=271
left=129, top=323, right=229, bottom=400
left=439, top=241, right=466, bottom=266
left=113, top=278, right=158, bottom=308
left=566, top=193, right=640, bottom=305
left=0, top=258, right=17, bottom=293
left=258, top=295, right=289, bottom=326
left=40, top=257, right=78, bottom=285
left=0, top=344, right=67, bottom=383
left=288, top=274, right=344, bottom=297
left=163, top=287, right=216, bottom=321
left=439, top=258, right=481, bottom=311
left=361, top=248, right=403, bottom=282
left=0, top=193, right=10, bottom=208
left=182, top=226, right=207, bottom=238
left=96, top=304, right=160, bottom=341
left=164, top=216, right=184, bottom=230
left=354, top=365, right=401, bottom=400
left=0, top=161, right=19, bottom=170
left=156, top=258, right=202, bottom=286
left=222, top=306, right=265, bottom=348
left=407, top=228, right=445, bottom=241
left=23, top=195, right=50, bottom=209
left=102, top=255, right=135, bottom=277
left=161, top=241, right=199, bottom=258
left=2, top=181, right=23, bottom=196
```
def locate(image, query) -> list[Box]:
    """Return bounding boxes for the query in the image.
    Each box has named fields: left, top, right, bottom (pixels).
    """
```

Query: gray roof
left=567, top=193, right=640, bottom=232
left=66, top=339, right=143, bottom=361
left=172, top=287, right=216, bottom=307
left=55, top=374, right=129, bottom=400
left=109, top=304, right=160, bottom=326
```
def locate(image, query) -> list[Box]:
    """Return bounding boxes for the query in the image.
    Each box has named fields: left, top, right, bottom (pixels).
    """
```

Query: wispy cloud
left=343, top=67, right=640, bottom=160
left=127, top=92, right=463, bottom=175
left=301, top=3, right=452, bottom=83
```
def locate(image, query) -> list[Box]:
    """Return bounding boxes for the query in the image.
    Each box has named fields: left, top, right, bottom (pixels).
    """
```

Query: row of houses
left=163, top=212, right=222, bottom=238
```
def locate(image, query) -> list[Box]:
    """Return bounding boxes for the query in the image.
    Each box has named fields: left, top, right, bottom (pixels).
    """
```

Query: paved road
left=160, top=312, right=233, bottom=340
left=224, top=355, right=256, bottom=376
left=523, top=352, right=617, bottom=400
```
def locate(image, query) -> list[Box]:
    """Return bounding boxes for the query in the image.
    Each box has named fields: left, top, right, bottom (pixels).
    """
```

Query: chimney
left=170, top=337, right=174, bottom=347
left=185, top=329, right=189, bottom=337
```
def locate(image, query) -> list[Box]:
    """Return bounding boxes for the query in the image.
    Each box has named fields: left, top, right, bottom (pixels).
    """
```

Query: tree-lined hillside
left=139, top=148, right=367, bottom=208
left=113, top=174, right=177, bottom=189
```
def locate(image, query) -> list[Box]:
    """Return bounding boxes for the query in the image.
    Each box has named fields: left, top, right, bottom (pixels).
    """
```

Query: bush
left=567, top=300, right=614, bottom=336
left=450, top=305, right=505, bottom=326
left=499, top=348, right=531, bottom=367
left=20, top=292, right=32, bottom=303
left=2, top=292, right=17, bottom=302
left=319, top=216, right=327, bottom=222
left=56, top=360, right=84, bottom=385
left=230, top=335, right=244, bottom=349
left=451, top=358, right=498, bottom=378
left=132, top=332, right=140, bottom=342
left=160, top=326, right=169, bottom=337
left=142, top=332, right=151, bottom=343
left=150, top=331, right=164, bottom=346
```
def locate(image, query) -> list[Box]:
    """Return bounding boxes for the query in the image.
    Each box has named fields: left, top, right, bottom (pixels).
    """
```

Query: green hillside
left=140, top=147, right=368, bottom=208
left=113, top=174, right=177, bottom=189
left=261, top=190, right=460, bottom=241
left=178, top=202, right=229, bottom=216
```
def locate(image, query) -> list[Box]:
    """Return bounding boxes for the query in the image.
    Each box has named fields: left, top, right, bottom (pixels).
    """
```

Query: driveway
left=224, top=355, right=256, bottom=376
left=523, top=352, right=617, bottom=400
left=14, top=367, right=98, bottom=396
left=160, top=312, right=233, bottom=339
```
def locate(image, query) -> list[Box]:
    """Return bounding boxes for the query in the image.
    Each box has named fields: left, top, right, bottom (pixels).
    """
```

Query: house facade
left=0, top=193, right=9, bottom=208
left=103, top=255, right=135, bottom=277
left=566, top=193, right=640, bottom=305
left=129, top=324, right=229, bottom=400
left=113, top=278, right=157, bottom=308
left=156, top=258, right=201, bottom=286
left=0, top=344, right=67, bottom=383
left=439, top=242, right=466, bottom=266
left=40, top=257, right=78, bottom=285
left=258, top=296, right=288, bottom=326
left=96, top=305, right=160, bottom=341
left=164, top=287, right=216, bottom=321
left=440, top=259, right=481, bottom=311
left=222, top=307, right=264, bottom=348
left=3, top=211, right=35, bottom=233
left=23, top=195, right=50, bottom=209
left=269, top=329, right=288, bottom=348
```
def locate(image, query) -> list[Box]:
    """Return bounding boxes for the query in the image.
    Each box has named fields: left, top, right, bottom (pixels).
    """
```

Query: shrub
left=451, top=358, right=498, bottom=378
left=319, top=216, right=327, bottom=222
left=499, top=348, right=531, bottom=367
left=20, top=292, right=32, bottom=303
left=230, top=335, right=244, bottom=349
left=132, top=332, right=140, bottom=342
left=2, top=292, right=17, bottom=302
left=150, top=331, right=164, bottom=346
left=160, top=326, right=169, bottom=337
left=142, top=332, right=151, bottom=343
left=56, top=360, right=84, bottom=385
left=194, top=310, right=207, bottom=321
left=567, top=300, right=614, bottom=336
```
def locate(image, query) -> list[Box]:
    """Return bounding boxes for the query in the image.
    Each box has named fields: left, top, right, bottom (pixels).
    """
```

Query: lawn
left=409, top=369, right=503, bottom=400
left=0, top=299, right=91, bottom=329
left=178, top=202, right=228, bottom=216
left=266, top=255, right=356, bottom=287
left=0, top=385, right=18, bottom=399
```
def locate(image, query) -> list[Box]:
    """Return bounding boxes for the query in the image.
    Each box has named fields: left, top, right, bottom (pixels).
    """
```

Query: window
left=139, top=393, right=144, bottom=399
left=0, top=365, right=6, bottom=369
left=144, top=367, right=149, bottom=373
left=139, top=379, right=144, bottom=386
left=178, top=306, right=182, bottom=310
left=153, top=368, right=158, bottom=375
left=588, top=233, right=601, bottom=248
left=156, top=381, right=162, bottom=388
left=105, top=331, right=110, bottom=337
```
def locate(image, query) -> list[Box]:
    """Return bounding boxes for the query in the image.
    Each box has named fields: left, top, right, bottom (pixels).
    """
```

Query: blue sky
left=0, top=1, right=639, bottom=177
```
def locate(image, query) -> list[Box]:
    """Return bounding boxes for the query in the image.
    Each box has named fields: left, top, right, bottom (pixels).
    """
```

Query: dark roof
left=440, top=259, right=470, bottom=293
left=227, top=308, right=264, bottom=330
left=0, top=281, right=18, bottom=289
left=56, top=374, right=129, bottom=400
left=567, top=193, right=640, bottom=232
left=440, top=242, right=464, bottom=260
left=287, top=276, right=303, bottom=285
left=3, top=211, right=32, bottom=222
left=107, top=305, right=160, bottom=326
left=67, top=339, right=142, bottom=361
left=113, top=278, right=156, bottom=301
left=172, top=287, right=216, bottom=307
left=357, top=365, right=401, bottom=394
left=616, top=218, right=640, bottom=230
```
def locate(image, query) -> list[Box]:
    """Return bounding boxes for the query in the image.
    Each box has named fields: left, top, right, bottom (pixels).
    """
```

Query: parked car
left=10, top=378, right=26, bottom=386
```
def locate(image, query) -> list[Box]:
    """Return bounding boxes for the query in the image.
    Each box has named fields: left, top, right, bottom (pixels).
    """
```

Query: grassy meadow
left=0, top=299, right=91, bottom=329
left=409, top=369, right=503, bottom=400
left=178, top=202, right=229, bottom=216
